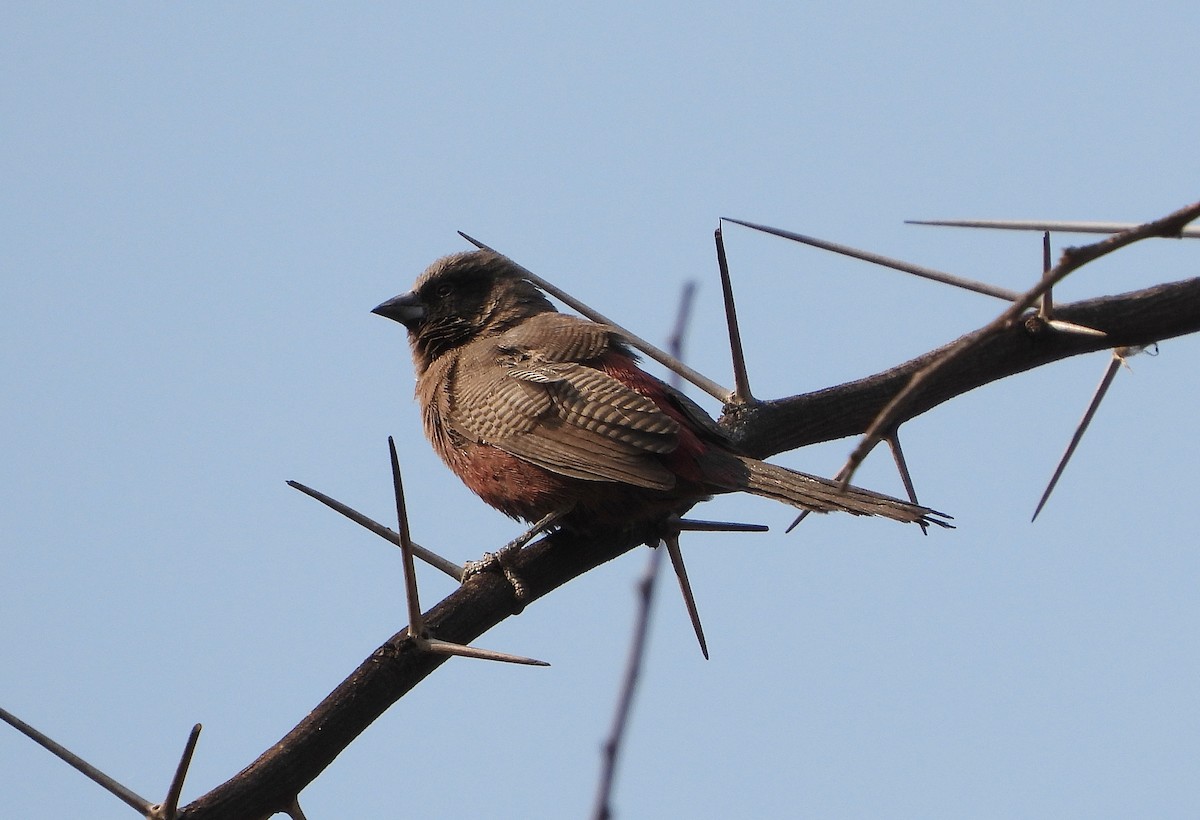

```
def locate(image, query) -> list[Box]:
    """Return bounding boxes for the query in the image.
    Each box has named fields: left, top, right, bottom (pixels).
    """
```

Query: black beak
left=372, top=291, right=425, bottom=328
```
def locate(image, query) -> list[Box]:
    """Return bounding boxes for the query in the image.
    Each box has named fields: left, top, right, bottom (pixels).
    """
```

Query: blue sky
left=3, top=4, right=1198, bottom=818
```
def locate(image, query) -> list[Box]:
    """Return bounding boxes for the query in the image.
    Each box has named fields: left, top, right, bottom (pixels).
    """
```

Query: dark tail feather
left=735, top=455, right=953, bottom=528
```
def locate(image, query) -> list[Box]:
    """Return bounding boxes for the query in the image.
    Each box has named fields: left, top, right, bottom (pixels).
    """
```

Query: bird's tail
left=734, top=455, right=952, bottom=528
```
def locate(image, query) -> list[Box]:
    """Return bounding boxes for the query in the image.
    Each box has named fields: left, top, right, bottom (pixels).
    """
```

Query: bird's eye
left=434, top=283, right=453, bottom=298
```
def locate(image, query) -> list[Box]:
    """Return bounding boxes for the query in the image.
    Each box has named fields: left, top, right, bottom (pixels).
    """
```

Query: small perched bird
left=373, top=250, right=945, bottom=538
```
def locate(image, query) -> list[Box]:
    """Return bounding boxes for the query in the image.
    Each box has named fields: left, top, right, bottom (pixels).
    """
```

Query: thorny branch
left=7, top=203, right=1198, bottom=820
left=179, top=204, right=1199, bottom=819
left=722, top=275, right=1200, bottom=458
left=836, top=200, right=1200, bottom=485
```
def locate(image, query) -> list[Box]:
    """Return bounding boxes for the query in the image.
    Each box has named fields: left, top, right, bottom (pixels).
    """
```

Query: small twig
left=591, top=543, right=664, bottom=820
left=714, top=225, right=754, bottom=403
left=723, top=217, right=1021, bottom=302
left=838, top=200, right=1200, bottom=488
left=457, top=231, right=734, bottom=403
left=284, top=797, right=309, bottom=820
left=906, top=218, right=1200, bottom=238
left=665, top=281, right=697, bottom=366
left=286, top=480, right=463, bottom=581
left=592, top=281, right=701, bottom=819
left=0, top=706, right=152, bottom=813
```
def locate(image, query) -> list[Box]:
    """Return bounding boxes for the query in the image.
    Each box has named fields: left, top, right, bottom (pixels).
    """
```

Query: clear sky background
left=3, top=4, right=1198, bottom=818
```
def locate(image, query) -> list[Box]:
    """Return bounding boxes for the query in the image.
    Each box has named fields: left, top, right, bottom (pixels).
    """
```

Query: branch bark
left=180, top=529, right=641, bottom=820
left=725, top=276, right=1200, bottom=458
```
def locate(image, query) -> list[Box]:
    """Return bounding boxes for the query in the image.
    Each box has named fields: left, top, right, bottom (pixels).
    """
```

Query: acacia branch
left=179, top=528, right=643, bottom=819
left=724, top=275, right=1200, bottom=458
left=833, top=201, right=1200, bottom=484
left=173, top=268, right=1200, bottom=819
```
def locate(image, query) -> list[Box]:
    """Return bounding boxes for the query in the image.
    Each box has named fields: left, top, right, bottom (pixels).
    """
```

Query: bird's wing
left=500, top=312, right=615, bottom=363
left=449, top=318, right=680, bottom=489
left=508, top=313, right=734, bottom=445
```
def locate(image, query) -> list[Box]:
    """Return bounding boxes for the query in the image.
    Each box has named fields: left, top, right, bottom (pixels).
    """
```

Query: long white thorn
left=0, top=707, right=152, bottom=813
left=724, top=217, right=1021, bottom=301
left=1031, top=354, right=1123, bottom=521
left=665, top=535, right=708, bottom=660
left=907, top=218, right=1200, bottom=237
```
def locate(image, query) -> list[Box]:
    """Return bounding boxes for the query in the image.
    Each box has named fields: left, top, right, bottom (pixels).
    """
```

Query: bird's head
left=373, top=250, right=555, bottom=368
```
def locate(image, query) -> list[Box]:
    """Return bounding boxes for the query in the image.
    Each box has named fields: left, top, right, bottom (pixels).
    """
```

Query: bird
left=372, top=249, right=948, bottom=542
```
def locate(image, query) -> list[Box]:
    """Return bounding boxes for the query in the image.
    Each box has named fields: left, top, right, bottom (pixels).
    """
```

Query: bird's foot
left=463, top=542, right=527, bottom=601
left=461, top=510, right=568, bottom=601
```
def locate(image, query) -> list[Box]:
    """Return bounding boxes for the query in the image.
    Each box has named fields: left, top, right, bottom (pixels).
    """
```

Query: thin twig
left=592, top=281, right=699, bottom=820
left=665, top=281, right=698, bottom=383
left=591, top=545, right=663, bottom=820
left=838, top=200, right=1200, bottom=488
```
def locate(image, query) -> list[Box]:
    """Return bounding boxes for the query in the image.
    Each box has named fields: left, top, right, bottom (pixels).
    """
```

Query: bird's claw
left=462, top=544, right=527, bottom=602
left=460, top=510, right=566, bottom=601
